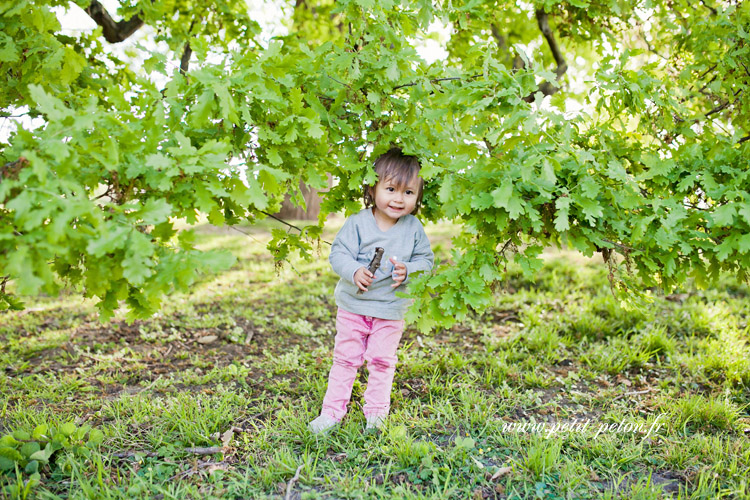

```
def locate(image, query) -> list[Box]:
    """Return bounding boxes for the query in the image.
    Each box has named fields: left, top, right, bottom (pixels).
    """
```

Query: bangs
left=364, top=147, right=425, bottom=213
left=373, top=149, right=423, bottom=192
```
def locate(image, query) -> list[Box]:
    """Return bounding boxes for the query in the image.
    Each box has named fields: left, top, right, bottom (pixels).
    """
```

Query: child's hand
left=354, top=267, right=374, bottom=292
left=390, top=256, right=407, bottom=288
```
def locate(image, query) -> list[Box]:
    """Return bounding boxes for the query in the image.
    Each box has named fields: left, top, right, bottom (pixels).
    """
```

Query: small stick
left=613, top=388, right=654, bottom=401
left=285, top=465, right=304, bottom=500
left=184, top=446, right=223, bottom=455
left=356, top=247, right=384, bottom=295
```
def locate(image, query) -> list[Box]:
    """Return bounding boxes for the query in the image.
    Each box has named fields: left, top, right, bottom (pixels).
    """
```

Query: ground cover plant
left=1, top=219, right=749, bottom=499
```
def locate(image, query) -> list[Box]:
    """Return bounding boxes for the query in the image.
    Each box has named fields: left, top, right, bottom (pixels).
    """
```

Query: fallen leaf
left=197, top=335, right=218, bottom=344
left=221, top=428, right=233, bottom=447
left=491, top=466, right=512, bottom=481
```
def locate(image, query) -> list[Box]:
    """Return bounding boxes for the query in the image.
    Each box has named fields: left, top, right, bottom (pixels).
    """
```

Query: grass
left=1, top=216, right=749, bottom=499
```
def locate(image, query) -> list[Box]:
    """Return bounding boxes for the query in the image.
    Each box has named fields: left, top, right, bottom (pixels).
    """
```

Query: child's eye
left=406, top=190, right=414, bottom=195
left=386, top=187, right=395, bottom=192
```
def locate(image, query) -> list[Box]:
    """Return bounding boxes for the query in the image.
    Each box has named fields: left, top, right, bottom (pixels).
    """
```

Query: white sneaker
left=308, top=413, right=339, bottom=434
left=365, top=414, right=387, bottom=431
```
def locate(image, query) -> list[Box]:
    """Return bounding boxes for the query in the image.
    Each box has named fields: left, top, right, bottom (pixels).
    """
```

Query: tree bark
left=275, top=175, right=333, bottom=220
left=522, top=10, right=568, bottom=102
left=85, top=0, right=144, bottom=43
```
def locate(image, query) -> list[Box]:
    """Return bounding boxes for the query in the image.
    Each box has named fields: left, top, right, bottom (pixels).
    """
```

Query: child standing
left=309, top=148, right=434, bottom=433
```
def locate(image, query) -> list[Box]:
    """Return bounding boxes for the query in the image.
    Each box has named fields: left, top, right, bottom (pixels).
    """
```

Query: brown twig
left=601, top=239, right=637, bottom=252
left=0, top=158, right=28, bottom=183
left=180, top=42, right=192, bottom=74
left=392, top=75, right=481, bottom=91
left=183, top=446, right=224, bottom=455
left=285, top=465, right=304, bottom=500
left=257, top=210, right=332, bottom=245
left=112, top=450, right=159, bottom=458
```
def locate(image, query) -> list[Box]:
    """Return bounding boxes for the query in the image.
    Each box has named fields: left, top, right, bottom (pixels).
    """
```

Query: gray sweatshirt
left=329, top=208, right=434, bottom=320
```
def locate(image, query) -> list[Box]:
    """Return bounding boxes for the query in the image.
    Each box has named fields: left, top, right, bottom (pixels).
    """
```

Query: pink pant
left=321, top=308, right=405, bottom=421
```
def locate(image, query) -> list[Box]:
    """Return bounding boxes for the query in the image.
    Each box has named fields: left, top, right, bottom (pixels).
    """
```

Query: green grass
left=1, top=217, right=749, bottom=499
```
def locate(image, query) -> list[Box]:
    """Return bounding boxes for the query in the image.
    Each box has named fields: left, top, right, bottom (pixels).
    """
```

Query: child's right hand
left=354, top=267, right=374, bottom=292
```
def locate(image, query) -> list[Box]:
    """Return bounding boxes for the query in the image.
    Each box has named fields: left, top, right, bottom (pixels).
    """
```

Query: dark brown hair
left=363, top=148, right=424, bottom=214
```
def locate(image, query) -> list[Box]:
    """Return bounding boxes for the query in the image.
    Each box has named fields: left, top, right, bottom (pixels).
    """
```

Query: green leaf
left=491, top=182, right=525, bottom=219
left=305, top=119, right=325, bottom=139
left=711, top=203, right=736, bottom=227
left=386, top=61, right=400, bottom=82
left=28, top=448, right=52, bottom=464
left=20, top=442, right=40, bottom=459
left=0, top=456, right=14, bottom=471
left=138, top=199, right=173, bottom=225
left=554, top=197, right=571, bottom=231
left=0, top=447, right=24, bottom=463
left=88, top=429, right=104, bottom=445
left=58, top=422, right=76, bottom=437
left=0, top=32, right=19, bottom=62
left=12, top=430, right=30, bottom=441
left=32, top=424, right=48, bottom=440
left=25, top=460, right=39, bottom=474
left=575, top=196, right=603, bottom=224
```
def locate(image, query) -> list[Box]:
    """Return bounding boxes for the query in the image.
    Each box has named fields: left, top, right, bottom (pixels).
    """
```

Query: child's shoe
left=365, top=414, right=387, bottom=431
left=308, top=413, right=339, bottom=434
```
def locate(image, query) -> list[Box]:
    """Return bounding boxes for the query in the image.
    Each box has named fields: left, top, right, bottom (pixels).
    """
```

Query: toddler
left=309, top=148, right=434, bottom=433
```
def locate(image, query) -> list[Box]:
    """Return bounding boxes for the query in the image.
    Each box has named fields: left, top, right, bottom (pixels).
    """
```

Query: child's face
left=371, top=173, right=420, bottom=222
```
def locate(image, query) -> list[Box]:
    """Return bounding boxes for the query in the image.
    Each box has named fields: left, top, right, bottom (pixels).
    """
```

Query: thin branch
left=85, top=0, right=144, bottom=43
left=522, top=10, right=568, bottom=103
left=601, top=239, right=637, bottom=252
left=392, top=76, right=478, bottom=91
left=739, top=134, right=750, bottom=144
left=490, top=24, right=507, bottom=52
left=180, top=42, right=192, bottom=74
left=183, top=446, right=224, bottom=455
left=699, top=0, right=718, bottom=15
left=324, top=73, right=351, bottom=89
left=0, top=158, right=28, bottom=183
left=285, top=465, right=304, bottom=500
left=111, top=450, right=159, bottom=459
left=180, top=19, right=196, bottom=75
left=257, top=210, right=332, bottom=246
left=705, top=89, right=742, bottom=118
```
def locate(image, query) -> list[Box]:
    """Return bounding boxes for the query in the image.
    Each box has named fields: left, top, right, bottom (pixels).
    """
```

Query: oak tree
left=1, top=0, right=748, bottom=331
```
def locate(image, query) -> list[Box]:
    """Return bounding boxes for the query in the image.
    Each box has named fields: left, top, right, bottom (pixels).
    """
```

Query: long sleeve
left=403, top=223, right=434, bottom=283
left=329, top=217, right=364, bottom=284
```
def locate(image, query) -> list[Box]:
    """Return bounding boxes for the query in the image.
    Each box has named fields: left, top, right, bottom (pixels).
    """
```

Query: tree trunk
left=276, top=176, right=332, bottom=220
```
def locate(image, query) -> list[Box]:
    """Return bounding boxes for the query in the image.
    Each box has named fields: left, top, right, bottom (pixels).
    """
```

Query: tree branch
left=522, top=10, right=568, bottom=103
left=180, top=19, right=196, bottom=75
left=85, top=0, right=144, bottom=43
left=490, top=24, right=507, bottom=52
left=0, top=158, right=27, bottom=183
left=180, top=42, right=192, bottom=74
left=257, top=210, right=332, bottom=245
left=392, top=76, right=480, bottom=91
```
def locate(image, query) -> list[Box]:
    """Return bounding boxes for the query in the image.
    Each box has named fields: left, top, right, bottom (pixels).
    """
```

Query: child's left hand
left=390, top=256, right=407, bottom=288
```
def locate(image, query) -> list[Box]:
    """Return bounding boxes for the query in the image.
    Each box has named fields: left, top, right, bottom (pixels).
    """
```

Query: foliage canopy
left=1, top=0, right=748, bottom=330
